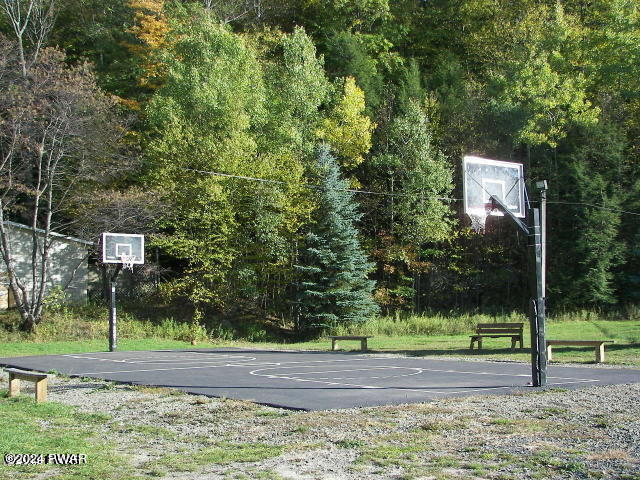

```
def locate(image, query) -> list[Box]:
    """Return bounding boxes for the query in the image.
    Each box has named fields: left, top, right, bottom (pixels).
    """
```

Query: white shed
left=0, top=221, right=93, bottom=309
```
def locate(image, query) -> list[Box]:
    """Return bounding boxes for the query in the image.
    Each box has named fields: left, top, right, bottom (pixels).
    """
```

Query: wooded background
left=1, top=0, right=639, bottom=331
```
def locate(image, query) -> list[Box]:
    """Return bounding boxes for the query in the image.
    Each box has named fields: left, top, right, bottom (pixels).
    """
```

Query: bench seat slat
left=474, top=329, right=523, bottom=335
left=476, top=323, right=523, bottom=329
left=5, top=368, right=48, bottom=380
left=328, top=336, right=373, bottom=340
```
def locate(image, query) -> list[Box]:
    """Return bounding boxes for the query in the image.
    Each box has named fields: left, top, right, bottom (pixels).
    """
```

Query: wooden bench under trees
left=5, top=368, right=49, bottom=403
left=546, top=340, right=615, bottom=363
left=470, top=323, right=524, bottom=350
left=328, top=336, right=372, bottom=352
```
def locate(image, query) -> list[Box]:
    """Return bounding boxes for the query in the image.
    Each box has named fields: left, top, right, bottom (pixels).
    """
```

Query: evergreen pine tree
left=296, top=146, right=379, bottom=333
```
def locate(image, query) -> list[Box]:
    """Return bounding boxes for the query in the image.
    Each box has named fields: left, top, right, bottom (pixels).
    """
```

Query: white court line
left=63, top=351, right=237, bottom=361
left=413, top=367, right=598, bottom=383
left=261, top=366, right=423, bottom=381
left=63, top=353, right=257, bottom=367
left=71, top=357, right=376, bottom=375
left=270, top=366, right=422, bottom=376
left=119, top=356, right=257, bottom=365
left=249, top=363, right=602, bottom=395
left=76, top=362, right=266, bottom=376
left=249, top=362, right=598, bottom=383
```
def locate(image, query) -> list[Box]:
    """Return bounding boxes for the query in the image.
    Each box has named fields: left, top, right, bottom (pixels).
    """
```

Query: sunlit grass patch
left=154, top=442, right=285, bottom=472
left=0, top=395, right=132, bottom=479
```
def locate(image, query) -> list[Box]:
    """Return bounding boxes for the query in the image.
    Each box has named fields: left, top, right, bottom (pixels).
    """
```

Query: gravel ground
left=2, top=360, right=640, bottom=479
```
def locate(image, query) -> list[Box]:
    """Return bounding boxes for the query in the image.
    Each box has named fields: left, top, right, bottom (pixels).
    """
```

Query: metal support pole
left=528, top=207, right=546, bottom=386
left=108, top=265, right=122, bottom=353
left=536, top=180, right=548, bottom=295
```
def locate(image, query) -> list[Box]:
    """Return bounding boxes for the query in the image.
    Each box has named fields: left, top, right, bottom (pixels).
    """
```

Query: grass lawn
left=0, top=319, right=638, bottom=366
left=0, top=394, right=132, bottom=479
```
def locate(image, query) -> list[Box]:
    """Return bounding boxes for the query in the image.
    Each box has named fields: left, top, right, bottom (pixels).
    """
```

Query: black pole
left=109, top=265, right=122, bottom=352
left=528, top=207, right=546, bottom=386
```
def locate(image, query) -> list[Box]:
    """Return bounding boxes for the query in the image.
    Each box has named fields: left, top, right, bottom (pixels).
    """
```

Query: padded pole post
left=109, top=279, right=116, bottom=352
left=109, top=265, right=122, bottom=352
left=528, top=208, right=547, bottom=387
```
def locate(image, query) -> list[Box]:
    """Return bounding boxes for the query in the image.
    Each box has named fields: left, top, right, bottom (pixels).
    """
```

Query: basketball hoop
left=120, top=253, right=136, bottom=272
left=469, top=202, right=496, bottom=233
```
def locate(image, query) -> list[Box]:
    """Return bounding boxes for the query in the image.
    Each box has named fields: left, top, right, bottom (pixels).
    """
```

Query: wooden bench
left=5, top=368, right=49, bottom=403
left=328, top=336, right=372, bottom=352
left=470, top=323, right=524, bottom=350
left=546, top=340, right=615, bottom=363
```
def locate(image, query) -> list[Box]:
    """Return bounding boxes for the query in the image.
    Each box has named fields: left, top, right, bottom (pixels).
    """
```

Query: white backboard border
left=101, top=232, right=145, bottom=264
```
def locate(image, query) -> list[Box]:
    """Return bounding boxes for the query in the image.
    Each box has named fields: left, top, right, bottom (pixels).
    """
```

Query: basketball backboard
left=102, top=233, right=144, bottom=264
left=463, top=156, right=525, bottom=219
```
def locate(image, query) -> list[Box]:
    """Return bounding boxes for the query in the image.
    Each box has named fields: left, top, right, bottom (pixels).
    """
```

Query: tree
left=48, top=0, right=145, bottom=102
left=370, top=100, right=453, bottom=244
left=316, top=76, right=375, bottom=171
left=0, top=36, right=126, bottom=331
left=545, top=123, right=627, bottom=307
left=365, top=100, right=454, bottom=311
left=1, top=0, right=56, bottom=76
left=127, top=0, right=168, bottom=92
left=256, top=26, right=330, bottom=160
left=295, top=146, right=379, bottom=334
left=301, top=0, right=390, bottom=34
left=324, top=31, right=384, bottom=116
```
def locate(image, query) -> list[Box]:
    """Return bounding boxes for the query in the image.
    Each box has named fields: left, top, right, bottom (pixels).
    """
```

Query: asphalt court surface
left=2, top=348, right=640, bottom=410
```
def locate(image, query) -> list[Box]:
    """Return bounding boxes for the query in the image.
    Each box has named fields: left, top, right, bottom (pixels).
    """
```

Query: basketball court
left=2, top=348, right=639, bottom=410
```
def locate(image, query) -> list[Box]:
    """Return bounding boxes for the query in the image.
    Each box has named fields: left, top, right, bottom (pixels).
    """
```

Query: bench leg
left=546, top=344, right=553, bottom=362
left=596, top=344, right=605, bottom=363
left=8, top=373, right=20, bottom=397
left=477, top=338, right=482, bottom=350
left=331, top=339, right=337, bottom=351
left=511, top=337, right=517, bottom=350
left=35, top=378, right=47, bottom=403
left=361, top=339, right=367, bottom=352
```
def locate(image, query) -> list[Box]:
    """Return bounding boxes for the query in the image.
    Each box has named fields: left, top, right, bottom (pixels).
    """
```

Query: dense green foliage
left=1, top=0, right=639, bottom=334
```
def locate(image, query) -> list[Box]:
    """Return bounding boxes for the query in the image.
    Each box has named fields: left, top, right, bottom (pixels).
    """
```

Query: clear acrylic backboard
left=463, top=156, right=525, bottom=232
left=463, top=155, right=525, bottom=217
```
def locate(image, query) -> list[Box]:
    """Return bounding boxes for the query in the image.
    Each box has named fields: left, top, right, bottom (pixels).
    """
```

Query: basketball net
left=120, top=253, right=136, bottom=272
left=469, top=203, right=496, bottom=233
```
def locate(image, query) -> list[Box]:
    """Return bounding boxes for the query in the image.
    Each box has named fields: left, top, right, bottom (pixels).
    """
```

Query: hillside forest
left=1, top=0, right=639, bottom=335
